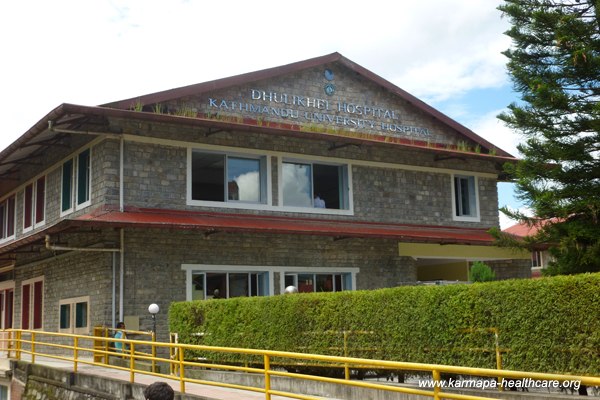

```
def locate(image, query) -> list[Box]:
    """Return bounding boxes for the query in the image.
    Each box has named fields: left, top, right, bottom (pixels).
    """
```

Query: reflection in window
left=282, top=161, right=348, bottom=209
left=285, top=273, right=346, bottom=293
left=191, top=272, right=268, bottom=299
left=454, top=175, right=477, bottom=218
left=191, top=151, right=266, bottom=204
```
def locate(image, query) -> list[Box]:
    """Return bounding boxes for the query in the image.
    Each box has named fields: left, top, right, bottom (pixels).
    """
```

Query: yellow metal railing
left=1, top=329, right=599, bottom=400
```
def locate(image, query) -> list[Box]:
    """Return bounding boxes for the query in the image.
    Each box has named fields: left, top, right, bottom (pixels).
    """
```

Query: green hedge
left=169, top=273, right=600, bottom=375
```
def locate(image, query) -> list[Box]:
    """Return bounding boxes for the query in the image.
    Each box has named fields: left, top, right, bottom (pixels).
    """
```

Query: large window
left=0, top=195, right=15, bottom=242
left=191, top=150, right=267, bottom=204
left=453, top=175, right=479, bottom=220
left=190, top=271, right=268, bottom=300
left=23, top=176, right=46, bottom=232
left=0, top=279, right=14, bottom=330
left=282, top=161, right=348, bottom=209
left=59, top=296, right=89, bottom=334
left=21, top=277, right=43, bottom=330
left=61, top=149, right=91, bottom=215
left=284, top=273, right=349, bottom=293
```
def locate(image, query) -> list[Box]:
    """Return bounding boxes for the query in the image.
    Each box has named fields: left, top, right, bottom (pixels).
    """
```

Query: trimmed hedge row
left=169, top=273, right=600, bottom=375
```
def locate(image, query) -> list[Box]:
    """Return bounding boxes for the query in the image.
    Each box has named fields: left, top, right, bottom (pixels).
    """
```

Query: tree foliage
left=497, top=0, right=600, bottom=275
left=469, top=261, right=496, bottom=282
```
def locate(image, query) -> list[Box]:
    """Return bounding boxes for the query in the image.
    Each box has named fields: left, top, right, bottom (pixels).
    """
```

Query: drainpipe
left=45, top=230, right=125, bottom=326
left=120, top=136, right=124, bottom=212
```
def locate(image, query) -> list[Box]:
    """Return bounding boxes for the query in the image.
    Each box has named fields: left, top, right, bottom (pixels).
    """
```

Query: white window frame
left=0, top=195, right=16, bottom=244
left=181, top=264, right=358, bottom=300
left=21, top=276, right=44, bottom=330
left=22, top=175, right=46, bottom=233
left=61, top=148, right=92, bottom=216
left=0, top=279, right=15, bottom=330
left=59, top=296, right=90, bottom=334
left=187, top=147, right=272, bottom=210
left=278, top=156, right=353, bottom=216
left=451, top=174, right=480, bottom=222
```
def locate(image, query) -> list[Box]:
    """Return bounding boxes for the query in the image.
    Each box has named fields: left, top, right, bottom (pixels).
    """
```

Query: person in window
left=114, top=321, right=128, bottom=353
left=314, top=194, right=326, bottom=208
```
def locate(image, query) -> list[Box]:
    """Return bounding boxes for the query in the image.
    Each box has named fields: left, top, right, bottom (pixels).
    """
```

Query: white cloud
left=468, top=109, right=523, bottom=158
left=499, top=206, right=533, bottom=230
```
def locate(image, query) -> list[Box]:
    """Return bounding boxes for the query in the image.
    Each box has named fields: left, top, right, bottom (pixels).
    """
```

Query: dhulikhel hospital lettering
left=207, top=89, right=431, bottom=138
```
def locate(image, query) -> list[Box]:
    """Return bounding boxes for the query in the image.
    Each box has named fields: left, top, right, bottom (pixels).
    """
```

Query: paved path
left=0, top=355, right=318, bottom=400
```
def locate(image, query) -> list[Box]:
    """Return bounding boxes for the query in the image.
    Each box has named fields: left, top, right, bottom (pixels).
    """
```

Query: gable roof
left=105, top=52, right=513, bottom=158
left=0, top=53, right=517, bottom=195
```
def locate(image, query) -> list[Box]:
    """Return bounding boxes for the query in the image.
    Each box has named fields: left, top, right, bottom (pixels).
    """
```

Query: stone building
left=0, top=53, right=529, bottom=340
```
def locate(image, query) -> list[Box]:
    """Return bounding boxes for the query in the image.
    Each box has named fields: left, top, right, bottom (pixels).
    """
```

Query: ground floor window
left=191, top=271, right=268, bottom=300
left=59, top=296, right=89, bottom=334
left=0, top=287, right=13, bottom=329
left=0, top=384, right=7, bottom=400
left=183, top=264, right=358, bottom=300
left=284, top=273, right=348, bottom=293
left=21, top=277, right=43, bottom=330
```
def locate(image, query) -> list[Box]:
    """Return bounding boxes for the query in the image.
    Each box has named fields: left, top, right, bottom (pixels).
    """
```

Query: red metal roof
left=73, top=206, right=496, bottom=245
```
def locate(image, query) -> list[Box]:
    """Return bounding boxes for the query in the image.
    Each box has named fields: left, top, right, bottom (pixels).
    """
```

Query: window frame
left=182, top=264, right=358, bottom=300
left=279, top=157, right=351, bottom=214
left=21, top=276, right=44, bottom=330
left=61, top=148, right=92, bottom=216
left=451, top=174, right=480, bottom=222
left=59, top=296, right=90, bottom=334
left=22, top=175, right=46, bottom=233
left=0, top=195, right=16, bottom=243
left=0, top=280, right=15, bottom=330
left=187, top=148, right=271, bottom=209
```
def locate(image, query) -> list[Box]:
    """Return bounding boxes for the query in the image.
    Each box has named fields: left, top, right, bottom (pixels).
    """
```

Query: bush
left=169, top=273, right=600, bottom=375
left=469, top=261, right=496, bottom=282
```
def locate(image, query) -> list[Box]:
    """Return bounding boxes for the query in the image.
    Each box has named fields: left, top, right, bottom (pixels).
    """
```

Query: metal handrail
left=0, top=329, right=599, bottom=400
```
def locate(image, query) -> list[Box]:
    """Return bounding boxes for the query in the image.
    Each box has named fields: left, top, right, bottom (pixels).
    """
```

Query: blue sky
left=0, top=0, right=527, bottom=228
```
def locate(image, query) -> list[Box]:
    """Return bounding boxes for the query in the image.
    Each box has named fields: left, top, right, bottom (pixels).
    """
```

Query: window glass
left=192, top=273, right=205, bottom=300
left=60, top=304, right=70, bottom=330
left=454, top=175, right=477, bottom=217
left=75, top=301, right=87, bottom=328
left=282, top=163, right=312, bottom=207
left=24, top=184, right=33, bottom=229
left=6, top=197, right=15, bottom=237
left=192, top=152, right=225, bottom=201
left=191, top=151, right=266, bottom=204
left=283, top=161, right=348, bottom=209
left=227, top=157, right=261, bottom=202
left=229, top=273, right=249, bottom=298
left=191, top=271, right=268, bottom=299
left=62, top=159, right=73, bottom=212
left=77, top=149, right=91, bottom=205
left=35, top=176, right=45, bottom=224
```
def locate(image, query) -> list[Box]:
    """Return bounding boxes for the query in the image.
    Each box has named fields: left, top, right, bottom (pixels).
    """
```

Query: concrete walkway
left=0, top=355, right=323, bottom=400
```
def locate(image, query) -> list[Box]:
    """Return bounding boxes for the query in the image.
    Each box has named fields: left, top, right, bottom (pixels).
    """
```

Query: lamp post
left=148, top=303, right=159, bottom=335
left=148, top=303, right=159, bottom=373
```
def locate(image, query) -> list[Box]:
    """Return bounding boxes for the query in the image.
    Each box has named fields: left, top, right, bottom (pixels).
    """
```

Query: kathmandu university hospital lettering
left=207, top=89, right=430, bottom=136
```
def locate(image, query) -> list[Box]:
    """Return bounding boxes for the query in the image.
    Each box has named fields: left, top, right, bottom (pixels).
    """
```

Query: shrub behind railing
left=169, top=273, right=600, bottom=375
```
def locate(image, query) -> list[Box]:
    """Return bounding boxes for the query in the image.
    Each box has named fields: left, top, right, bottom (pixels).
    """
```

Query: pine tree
left=496, top=0, right=600, bottom=275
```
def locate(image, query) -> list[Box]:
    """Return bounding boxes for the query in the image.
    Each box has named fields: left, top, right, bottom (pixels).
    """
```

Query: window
left=284, top=273, right=349, bottom=293
left=23, top=176, right=46, bottom=232
left=532, top=250, right=542, bottom=268
left=21, top=277, right=43, bottom=330
left=61, top=149, right=91, bottom=215
left=0, top=195, right=15, bottom=242
left=191, top=150, right=267, bottom=204
left=59, top=296, right=89, bottom=334
left=453, top=175, right=479, bottom=220
left=191, top=271, right=268, bottom=300
left=77, top=149, right=91, bottom=206
left=282, top=161, right=349, bottom=209
left=0, top=283, right=14, bottom=330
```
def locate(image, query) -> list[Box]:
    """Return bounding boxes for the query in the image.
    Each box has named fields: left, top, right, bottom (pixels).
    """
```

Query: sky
left=0, top=0, right=527, bottom=228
